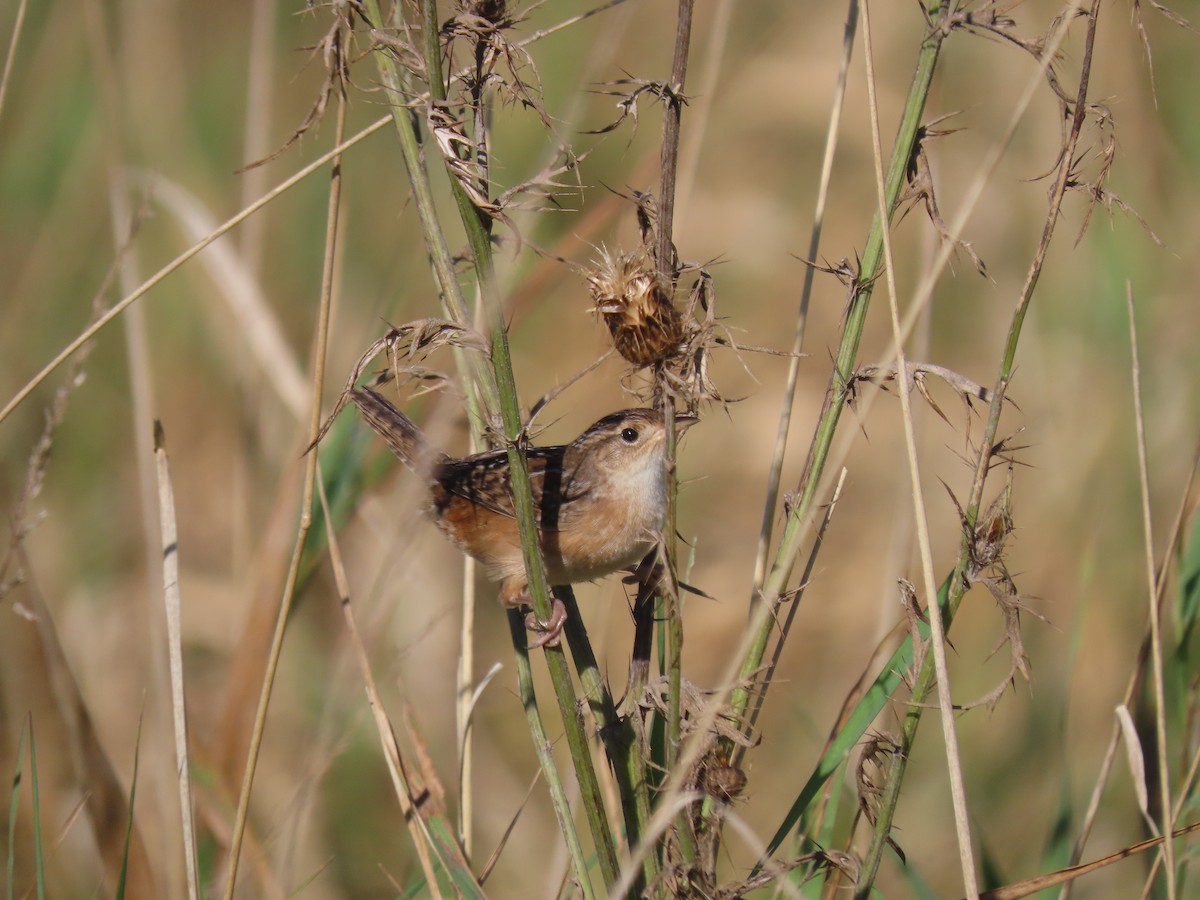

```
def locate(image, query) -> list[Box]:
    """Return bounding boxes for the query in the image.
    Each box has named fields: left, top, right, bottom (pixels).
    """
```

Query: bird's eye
left=620, top=427, right=639, bottom=444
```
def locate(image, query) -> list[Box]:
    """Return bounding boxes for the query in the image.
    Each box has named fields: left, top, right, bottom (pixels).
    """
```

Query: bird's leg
left=499, top=576, right=568, bottom=649
left=622, top=549, right=665, bottom=592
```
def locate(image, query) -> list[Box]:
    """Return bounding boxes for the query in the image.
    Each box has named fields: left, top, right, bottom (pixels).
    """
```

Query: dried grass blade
left=139, top=171, right=307, bottom=419
left=1125, top=283, right=1176, bottom=895
left=1064, top=441, right=1200, bottom=892
left=861, top=1, right=977, bottom=893
left=0, top=0, right=29, bottom=128
left=759, top=570, right=951, bottom=863
left=315, top=472, right=482, bottom=898
left=152, top=423, right=201, bottom=900
left=0, top=115, right=390, bottom=429
left=750, top=0, right=857, bottom=601
left=973, top=820, right=1200, bottom=900
left=13, top=553, right=157, bottom=896
left=478, top=770, right=541, bottom=885
left=1115, top=704, right=1158, bottom=835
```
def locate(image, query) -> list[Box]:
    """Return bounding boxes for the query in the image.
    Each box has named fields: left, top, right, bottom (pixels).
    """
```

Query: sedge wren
left=352, top=387, right=695, bottom=648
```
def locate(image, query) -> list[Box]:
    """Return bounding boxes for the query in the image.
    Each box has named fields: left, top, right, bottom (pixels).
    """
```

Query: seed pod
left=459, top=0, right=507, bottom=22
left=702, top=764, right=748, bottom=801
left=587, top=247, right=685, bottom=367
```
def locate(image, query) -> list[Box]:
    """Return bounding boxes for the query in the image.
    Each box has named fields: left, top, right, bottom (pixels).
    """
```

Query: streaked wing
left=435, top=446, right=590, bottom=528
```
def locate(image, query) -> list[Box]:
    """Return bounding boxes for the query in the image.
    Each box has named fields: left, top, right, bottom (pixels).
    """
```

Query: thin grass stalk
left=106, top=189, right=174, bottom=882
left=611, top=791, right=707, bottom=899
left=1063, top=443, right=1200, bottom=898
left=750, top=0, right=857, bottom=605
left=0, top=116, right=389, bottom=428
left=728, top=0, right=949, bottom=744
left=1125, top=283, right=1177, bottom=897
left=0, top=0, right=29, bottom=127
left=315, top=476, right=463, bottom=899
left=654, top=0, right=692, bottom=280
left=652, top=0, right=696, bottom=870
left=506, top=610, right=599, bottom=899
left=223, top=77, right=350, bottom=900
left=87, top=4, right=181, bottom=866
left=710, top=807, right=804, bottom=900
left=718, top=468, right=852, bottom=843
left=27, top=721, right=42, bottom=900
left=433, top=0, right=488, bottom=860
left=358, top=1, right=491, bottom=858
left=411, top=1, right=622, bottom=886
left=363, top=1, right=496, bottom=419
left=673, top=0, right=731, bottom=221
left=113, top=717, right=142, bottom=900
left=237, top=0, right=277, bottom=273
left=855, top=3, right=1101, bottom=893
left=860, top=2, right=977, bottom=894
left=484, top=165, right=623, bottom=900
left=739, top=467, right=847, bottom=776
left=981, top=822, right=1200, bottom=900
left=557, top=587, right=656, bottom=891
left=480, top=111, right=624, bottom=900
left=754, top=572, right=952, bottom=868
left=363, top=0, right=612, bottom=879
left=152, top=426, right=201, bottom=900
left=742, top=1, right=859, bottom=764
left=457, top=562, right=478, bottom=859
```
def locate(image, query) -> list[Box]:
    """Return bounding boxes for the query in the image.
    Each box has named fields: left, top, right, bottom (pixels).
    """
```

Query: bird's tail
left=351, top=387, right=446, bottom=478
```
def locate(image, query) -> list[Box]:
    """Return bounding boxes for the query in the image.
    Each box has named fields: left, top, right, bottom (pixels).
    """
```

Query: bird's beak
left=673, top=414, right=699, bottom=436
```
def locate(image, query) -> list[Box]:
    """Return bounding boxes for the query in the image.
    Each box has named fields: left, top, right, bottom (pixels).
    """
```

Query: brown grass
left=2, top=1, right=1199, bottom=898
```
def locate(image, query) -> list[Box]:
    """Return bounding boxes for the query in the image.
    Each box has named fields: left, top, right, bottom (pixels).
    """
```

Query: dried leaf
left=1115, top=704, right=1159, bottom=836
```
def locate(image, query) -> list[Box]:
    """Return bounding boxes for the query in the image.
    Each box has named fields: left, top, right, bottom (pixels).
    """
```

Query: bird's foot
left=524, top=598, right=568, bottom=649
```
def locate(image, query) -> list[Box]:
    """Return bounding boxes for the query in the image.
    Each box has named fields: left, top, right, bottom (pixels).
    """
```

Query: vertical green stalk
left=367, top=1, right=623, bottom=888
left=558, top=587, right=656, bottom=893
left=507, top=610, right=597, bottom=900
left=728, top=0, right=948, bottom=735
left=653, top=0, right=697, bottom=871
left=365, top=0, right=497, bottom=417
left=854, top=3, right=1103, bottom=893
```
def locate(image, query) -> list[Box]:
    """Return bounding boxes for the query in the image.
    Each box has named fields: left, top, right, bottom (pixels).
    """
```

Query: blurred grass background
left=1, top=0, right=1198, bottom=897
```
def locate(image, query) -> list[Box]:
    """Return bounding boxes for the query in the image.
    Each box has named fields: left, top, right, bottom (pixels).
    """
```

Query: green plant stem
left=489, top=262, right=624, bottom=893
left=654, top=0, right=693, bottom=283
left=558, top=587, right=656, bottom=893
left=727, top=0, right=948, bottom=743
left=507, top=610, right=597, bottom=900
left=485, top=193, right=623, bottom=897
left=756, top=571, right=953, bottom=867
left=365, top=0, right=497, bottom=417
left=408, top=2, right=622, bottom=888
left=28, top=718, right=44, bottom=900
left=854, top=587, right=955, bottom=895
left=655, top=0, right=697, bottom=871
left=854, top=4, right=1103, bottom=894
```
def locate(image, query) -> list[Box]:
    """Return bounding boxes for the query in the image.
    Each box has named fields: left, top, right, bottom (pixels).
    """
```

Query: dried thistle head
left=701, top=762, right=748, bottom=803
left=587, top=246, right=685, bottom=368
left=456, top=0, right=508, bottom=24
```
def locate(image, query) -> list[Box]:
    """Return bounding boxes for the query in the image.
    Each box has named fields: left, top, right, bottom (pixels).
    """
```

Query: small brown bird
left=352, top=387, right=695, bottom=647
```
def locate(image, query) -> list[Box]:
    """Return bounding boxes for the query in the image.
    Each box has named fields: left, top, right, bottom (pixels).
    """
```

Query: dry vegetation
left=2, top=1, right=1199, bottom=898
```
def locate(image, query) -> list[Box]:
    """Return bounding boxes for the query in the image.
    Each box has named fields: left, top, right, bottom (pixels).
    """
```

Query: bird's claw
left=525, top=598, right=568, bottom=649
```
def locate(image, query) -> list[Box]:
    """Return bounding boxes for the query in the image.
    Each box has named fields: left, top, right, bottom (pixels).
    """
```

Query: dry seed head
left=457, top=0, right=508, bottom=22
left=702, top=764, right=748, bottom=802
left=587, top=247, right=684, bottom=367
